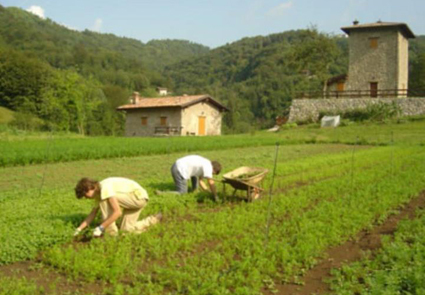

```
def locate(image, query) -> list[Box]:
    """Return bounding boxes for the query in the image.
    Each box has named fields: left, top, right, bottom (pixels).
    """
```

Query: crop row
left=328, top=208, right=425, bottom=295
left=0, top=146, right=420, bottom=265
left=4, top=117, right=422, bottom=167
left=41, top=147, right=425, bottom=294
left=0, top=144, right=357, bottom=265
left=0, top=133, right=309, bottom=167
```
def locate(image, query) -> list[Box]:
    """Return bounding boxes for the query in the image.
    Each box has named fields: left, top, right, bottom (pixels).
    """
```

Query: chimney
left=131, top=92, right=141, bottom=104
left=353, top=19, right=359, bottom=25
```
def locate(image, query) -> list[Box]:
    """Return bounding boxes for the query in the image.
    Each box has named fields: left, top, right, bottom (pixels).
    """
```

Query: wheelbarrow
left=221, top=166, right=269, bottom=202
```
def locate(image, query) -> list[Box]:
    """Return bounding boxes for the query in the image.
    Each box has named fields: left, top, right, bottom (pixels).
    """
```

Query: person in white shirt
left=158, top=155, right=222, bottom=201
left=74, top=177, right=162, bottom=237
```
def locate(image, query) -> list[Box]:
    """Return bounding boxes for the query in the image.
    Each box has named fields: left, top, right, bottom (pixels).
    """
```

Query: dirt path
left=266, top=191, right=425, bottom=295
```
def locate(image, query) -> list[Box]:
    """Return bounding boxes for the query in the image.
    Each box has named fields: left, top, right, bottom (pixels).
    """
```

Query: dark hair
left=211, top=161, right=222, bottom=175
left=75, top=177, right=98, bottom=199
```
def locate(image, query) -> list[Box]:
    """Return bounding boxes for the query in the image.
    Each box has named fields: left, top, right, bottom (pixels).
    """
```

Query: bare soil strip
left=265, top=190, right=425, bottom=295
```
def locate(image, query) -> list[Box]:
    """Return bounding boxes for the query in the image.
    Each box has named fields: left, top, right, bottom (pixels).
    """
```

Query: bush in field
left=320, top=101, right=402, bottom=122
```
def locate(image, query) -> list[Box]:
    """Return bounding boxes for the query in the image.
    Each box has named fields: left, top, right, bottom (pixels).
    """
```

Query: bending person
left=74, top=177, right=162, bottom=237
left=158, top=155, right=222, bottom=201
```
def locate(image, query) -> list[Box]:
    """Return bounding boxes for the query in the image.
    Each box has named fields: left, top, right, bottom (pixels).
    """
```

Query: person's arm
left=207, top=178, right=218, bottom=201
left=198, top=177, right=209, bottom=191
left=199, top=177, right=218, bottom=201
left=100, top=197, right=122, bottom=229
left=92, top=197, right=122, bottom=237
left=77, top=207, right=99, bottom=231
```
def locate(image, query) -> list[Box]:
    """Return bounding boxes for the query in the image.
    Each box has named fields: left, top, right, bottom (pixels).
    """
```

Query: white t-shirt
left=175, top=155, right=213, bottom=180
left=99, top=177, right=149, bottom=201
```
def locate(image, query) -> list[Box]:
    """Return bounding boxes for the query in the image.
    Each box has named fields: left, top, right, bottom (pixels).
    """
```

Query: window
left=160, top=116, right=167, bottom=126
left=370, top=37, right=378, bottom=49
left=141, top=117, right=148, bottom=126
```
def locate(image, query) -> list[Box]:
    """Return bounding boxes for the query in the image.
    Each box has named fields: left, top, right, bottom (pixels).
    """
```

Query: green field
left=0, top=119, right=425, bottom=295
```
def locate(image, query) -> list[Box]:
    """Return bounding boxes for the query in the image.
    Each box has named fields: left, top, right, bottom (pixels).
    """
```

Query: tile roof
left=341, top=22, right=415, bottom=38
left=117, top=95, right=229, bottom=111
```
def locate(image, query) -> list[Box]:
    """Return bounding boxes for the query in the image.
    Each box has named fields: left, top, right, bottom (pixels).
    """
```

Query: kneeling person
left=74, top=177, right=161, bottom=237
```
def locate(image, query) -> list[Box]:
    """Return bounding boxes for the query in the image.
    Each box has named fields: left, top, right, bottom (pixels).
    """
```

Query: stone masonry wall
left=346, top=28, right=408, bottom=92
left=288, top=97, right=425, bottom=123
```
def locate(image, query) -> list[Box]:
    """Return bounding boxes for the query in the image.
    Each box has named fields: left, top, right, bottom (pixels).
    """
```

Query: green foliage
left=0, top=47, right=127, bottom=135
left=319, top=101, right=402, bottom=122
left=409, top=51, right=425, bottom=96
left=329, top=210, right=425, bottom=294
left=0, top=277, right=44, bottom=295
left=0, top=121, right=424, bottom=293
left=166, top=29, right=348, bottom=129
left=0, top=5, right=209, bottom=134
left=0, top=106, right=14, bottom=124
left=1, top=5, right=424, bottom=133
left=2, top=118, right=425, bottom=167
left=39, top=146, right=425, bottom=293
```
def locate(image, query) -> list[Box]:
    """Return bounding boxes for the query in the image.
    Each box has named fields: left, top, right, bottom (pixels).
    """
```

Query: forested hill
left=1, top=4, right=424, bottom=134
left=0, top=5, right=209, bottom=80
left=165, top=29, right=349, bottom=129
left=165, top=30, right=425, bottom=131
left=0, top=5, right=209, bottom=135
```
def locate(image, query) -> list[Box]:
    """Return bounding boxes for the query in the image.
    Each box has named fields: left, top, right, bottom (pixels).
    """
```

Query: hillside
left=165, top=31, right=425, bottom=129
left=0, top=5, right=209, bottom=135
left=0, top=5, right=209, bottom=84
left=1, top=4, right=424, bottom=133
left=165, top=29, right=349, bottom=129
left=0, top=106, right=14, bottom=124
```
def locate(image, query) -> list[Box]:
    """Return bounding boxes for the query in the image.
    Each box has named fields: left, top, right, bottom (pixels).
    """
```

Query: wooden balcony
left=154, top=126, right=182, bottom=136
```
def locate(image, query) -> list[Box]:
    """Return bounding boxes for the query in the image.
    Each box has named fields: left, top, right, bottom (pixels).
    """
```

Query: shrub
left=319, top=101, right=401, bottom=122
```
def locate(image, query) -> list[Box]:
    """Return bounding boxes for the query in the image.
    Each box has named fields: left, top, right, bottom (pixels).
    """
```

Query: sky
left=1, top=0, right=424, bottom=48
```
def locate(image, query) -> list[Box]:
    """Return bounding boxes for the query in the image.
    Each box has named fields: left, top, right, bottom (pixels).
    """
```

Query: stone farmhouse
left=327, top=21, right=415, bottom=97
left=117, top=92, right=228, bottom=137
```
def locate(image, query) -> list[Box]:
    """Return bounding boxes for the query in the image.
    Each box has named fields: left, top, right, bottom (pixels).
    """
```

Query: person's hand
left=74, top=228, right=82, bottom=237
left=93, top=225, right=105, bottom=237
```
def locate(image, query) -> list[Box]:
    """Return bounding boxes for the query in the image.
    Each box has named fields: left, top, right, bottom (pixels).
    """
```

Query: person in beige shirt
left=74, top=177, right=162, bottom=237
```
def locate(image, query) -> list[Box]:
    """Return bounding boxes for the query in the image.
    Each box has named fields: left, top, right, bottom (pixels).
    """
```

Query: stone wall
left=288, top=97, right=425, bottom=123
left=123, top=101, right=223, bottom=137
left=125, top=107, right=181, bottom=137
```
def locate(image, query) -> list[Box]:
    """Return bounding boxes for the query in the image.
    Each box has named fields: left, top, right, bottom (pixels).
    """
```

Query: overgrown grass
left=1, top=143, right=425, bottom=294
left=1, top=118, right=424, bottom=167
left=0, top=106, right=14, bottom=124
left=328, top=209, right=425, bottom=295
left=0, top=118, right=424, bottom=294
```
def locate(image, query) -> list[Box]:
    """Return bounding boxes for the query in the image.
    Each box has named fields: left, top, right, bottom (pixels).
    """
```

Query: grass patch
left=0, top=106, right=14, bottom=124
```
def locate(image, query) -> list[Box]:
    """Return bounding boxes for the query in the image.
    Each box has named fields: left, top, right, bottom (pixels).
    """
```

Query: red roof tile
left=117, top=95, right=229, bottom=111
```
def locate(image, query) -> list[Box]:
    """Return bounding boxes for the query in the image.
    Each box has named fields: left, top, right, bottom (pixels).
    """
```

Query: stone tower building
left=341, top=21, right=415, bottom=97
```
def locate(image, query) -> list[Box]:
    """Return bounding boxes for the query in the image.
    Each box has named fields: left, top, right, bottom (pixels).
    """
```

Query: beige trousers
left=99, top=193, right=158, bottom=235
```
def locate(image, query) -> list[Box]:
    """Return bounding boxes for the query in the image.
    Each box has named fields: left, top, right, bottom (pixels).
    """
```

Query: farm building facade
left=288, top=21, right=425, bottom=123
left=117, top=93, right=228, bottom=137
left=327, top=21, right=415, bottom=97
